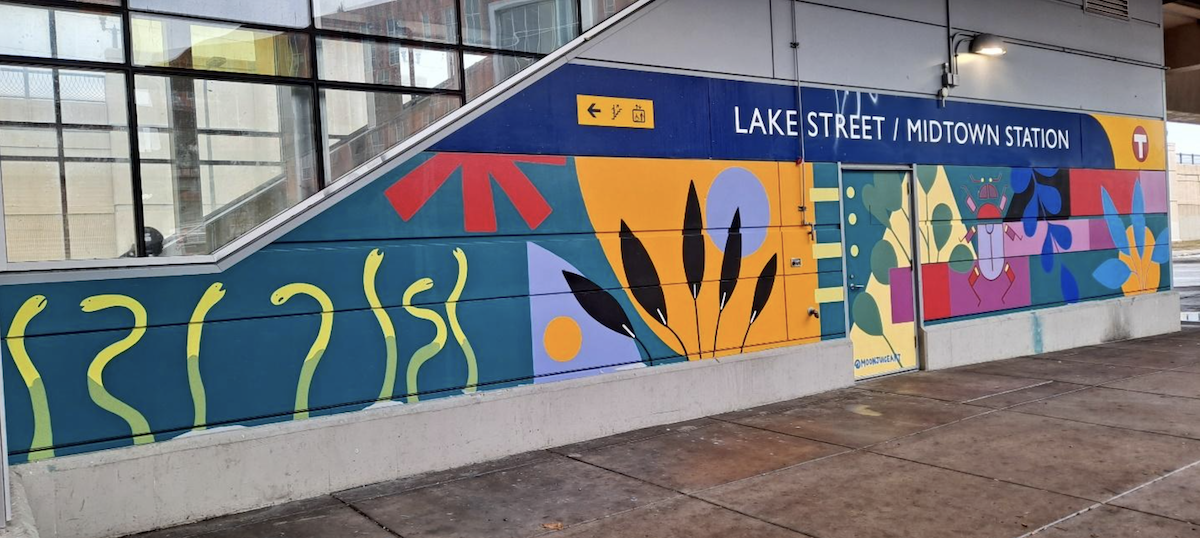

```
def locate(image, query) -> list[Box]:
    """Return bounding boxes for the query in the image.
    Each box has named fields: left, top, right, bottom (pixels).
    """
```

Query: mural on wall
left=0, top=62, right=1169, bottom=463
left=911, top=166, right=1170, bottom=323
left=842, top=170, right=919, bottom=379
left=0, top=153, right=836, bottom=463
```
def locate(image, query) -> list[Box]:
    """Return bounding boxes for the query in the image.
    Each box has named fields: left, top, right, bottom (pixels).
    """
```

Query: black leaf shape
left=718, top=209, right=742, bottom=311
left=620, top=221, right=669, bottom=326
left=682, top=181, right=705, bottom=299
left=748, top=254, right=778, bottom=325
left=562, top=270, right=635, bottom=339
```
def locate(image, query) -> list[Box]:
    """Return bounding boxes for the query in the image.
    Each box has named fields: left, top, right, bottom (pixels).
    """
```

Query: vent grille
left=1084, top=0, right=1130, bottom=20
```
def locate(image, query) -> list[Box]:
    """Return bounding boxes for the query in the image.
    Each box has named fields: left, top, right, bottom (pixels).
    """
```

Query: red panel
left=1070, top=169, right=1138, bottom=216
left=921, top=263, right=951, bottom=321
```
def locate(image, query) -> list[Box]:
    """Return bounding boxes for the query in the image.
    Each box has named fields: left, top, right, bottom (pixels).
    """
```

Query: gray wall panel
left=1128, top=0, right=1164, bottom=25
left=774, top=1, right=946, bottom=95
left=954, top=44, right=1164, bottom=117
left=795, top=0, right=946, bottom=25
left=590, top=0, right=1164, bottom=118
left=952, top=0, right=1162, bottom=65
left=579, top=0, right=775, bottom=78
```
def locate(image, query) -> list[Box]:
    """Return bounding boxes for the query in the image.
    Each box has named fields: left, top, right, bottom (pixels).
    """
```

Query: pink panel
left=889, top=267, right=914, bottom=324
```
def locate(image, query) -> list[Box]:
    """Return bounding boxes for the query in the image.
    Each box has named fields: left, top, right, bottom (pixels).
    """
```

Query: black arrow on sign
left=587, top=103, right=600, bottom=118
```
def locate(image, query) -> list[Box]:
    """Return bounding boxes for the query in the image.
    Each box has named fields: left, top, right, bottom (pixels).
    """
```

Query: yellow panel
left=812, top=243, right=842, bottom=259
left=1090, top=114, right=1166, bottom=171
left=577, top=95, right=655, bottom=129
left=814, top=287, right=844, bottom=303
left=809, top=187, right=839, bottom=203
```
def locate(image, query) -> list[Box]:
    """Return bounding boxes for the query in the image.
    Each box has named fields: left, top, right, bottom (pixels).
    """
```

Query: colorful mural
left=0, top=62, right=1169, bottom=462
left=0, top=152, right=841, bottom=462
left=842, top=170, right=919, bottom=379
left=912, top=167, right=1170, bottom=323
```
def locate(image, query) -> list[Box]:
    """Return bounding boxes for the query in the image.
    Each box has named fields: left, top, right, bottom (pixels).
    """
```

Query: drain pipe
left=790, top=0, right=814, bottom=237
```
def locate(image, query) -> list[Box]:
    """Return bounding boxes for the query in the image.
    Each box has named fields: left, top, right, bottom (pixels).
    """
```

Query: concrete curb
left=0, top=474, right=39, bottom=538
left=923, top=292, right=1181, bottom=370
left=13, top=340, right=853, bottom=538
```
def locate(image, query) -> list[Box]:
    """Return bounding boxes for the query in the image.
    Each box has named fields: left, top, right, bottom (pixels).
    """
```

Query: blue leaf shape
left=1034, top=168, right=1060, bottom=177
left=1022, top=216, right=1038, bottom=238
left=1041, top=235, right=1055, bottom=272
left=1010, top=169, right=1033, bottom=194
left=1061, top=267, right=1079, bottom=303
left=1049, top=223, right=1073, bottom=250
left=1131, top=180, right=1145, bottom=254
left=1092, top=258, right=1132, bottom=290
left=1100, top=187, right=1130, bottom=256
left=1037, top=184, right=1062, bottom=215
left=1152, top=228, right=1170, bottom=265
left=1022, top=198, right=1040, bottom=236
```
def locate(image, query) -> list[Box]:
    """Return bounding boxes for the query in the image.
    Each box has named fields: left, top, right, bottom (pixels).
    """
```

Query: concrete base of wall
left=0, top=473, right=40, bottom=538
left=923, top=292, right=1182, bottom=370
left=13, top=340, right=852, bottom=538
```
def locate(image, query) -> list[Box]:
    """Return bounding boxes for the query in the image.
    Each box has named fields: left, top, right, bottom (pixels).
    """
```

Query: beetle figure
left=960, top=177, right=1020, bottom=305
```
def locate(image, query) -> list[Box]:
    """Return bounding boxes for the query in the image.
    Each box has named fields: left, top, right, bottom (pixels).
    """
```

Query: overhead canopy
left=1166, top=1, right=1200, bottom=123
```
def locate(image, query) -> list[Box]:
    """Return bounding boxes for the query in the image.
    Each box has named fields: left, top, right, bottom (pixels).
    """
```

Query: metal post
left=0, top=343, right=10, bottom=525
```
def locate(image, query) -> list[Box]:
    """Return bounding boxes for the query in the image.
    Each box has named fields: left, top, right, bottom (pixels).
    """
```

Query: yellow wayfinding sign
left=577, top=95, right=655, bottom=129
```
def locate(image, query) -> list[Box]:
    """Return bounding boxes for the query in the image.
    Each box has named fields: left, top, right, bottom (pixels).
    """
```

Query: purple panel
left=527, top=243, right=640, bottom=383
left=889, top=267, right=914, bottom=324
left=1089, top=218, right=1116, bottom=251
left=1139, top=171, right=1168, bottom=213
left=948, top=256, right=1033, bottom=317
left=1000, top=220, right=1093, bottom=258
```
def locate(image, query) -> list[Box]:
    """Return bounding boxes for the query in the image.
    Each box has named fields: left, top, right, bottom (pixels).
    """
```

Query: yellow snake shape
left=6, top=295, right=53, bottom=460
left=186, top=283, right=225, bottom=430
left=446, top=248, right=478, bottom=393
left=403, top=278, right=447, bottom=403
left=80, top=294, right=154, bottom=445
left=363, top=250, right=398, bottom=401
left=271, top=283, right=333, bottom=421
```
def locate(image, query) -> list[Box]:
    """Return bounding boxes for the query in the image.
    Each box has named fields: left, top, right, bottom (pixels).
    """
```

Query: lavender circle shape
left=705, top=167, right=770, bottom=256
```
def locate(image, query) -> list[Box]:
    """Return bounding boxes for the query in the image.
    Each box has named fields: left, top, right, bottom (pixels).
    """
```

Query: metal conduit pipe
left=790, top=0, right=814, bottom=236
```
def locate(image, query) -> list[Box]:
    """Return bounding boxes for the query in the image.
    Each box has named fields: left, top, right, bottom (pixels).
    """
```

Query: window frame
left=0, top=0, right=642, bottom=274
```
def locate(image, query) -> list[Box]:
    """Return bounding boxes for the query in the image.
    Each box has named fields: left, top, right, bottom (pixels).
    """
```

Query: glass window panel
left=463, top=52, right=536, bottom=101
left=0, top=3, right=123, bottom=63
left=129, top=0, right=310, bottom=29
left=581, top=0, right=637, bottom=30
left=462, top=0, right=577, bottom=54
left=314, top=0, right=457, bottom=44
left=132, top=15, right=311, bottom=78
left=317, top=37, right=459, bottom=90
left=135, top=75, right=318, bottom=257
left=322, top=89, right=459, bottom=179
left=0, top=66, right=135, bottom=262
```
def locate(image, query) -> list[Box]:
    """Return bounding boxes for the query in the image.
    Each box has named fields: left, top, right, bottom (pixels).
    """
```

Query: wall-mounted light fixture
left=969, top=33, right=1007, bottom=56
left=939, top=32, right=1007, bottom=104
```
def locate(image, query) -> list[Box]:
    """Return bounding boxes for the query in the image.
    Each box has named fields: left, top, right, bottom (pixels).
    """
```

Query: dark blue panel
left=819, top=303, right=846, bottom=337
left=800, top=88, right=1094, bottom=168
left=818, top=270, right=844, bottom=288
left=817, top=257, right=843, bottom=274
left=432, top=63, right=1122, bottom=168
left=434, top=64, right=712, bottom=159
left=815, top=224, right=842, bottom=244
left=707, top=78, right=800, bottom=161
left=811, top=163, right=841, bottom=188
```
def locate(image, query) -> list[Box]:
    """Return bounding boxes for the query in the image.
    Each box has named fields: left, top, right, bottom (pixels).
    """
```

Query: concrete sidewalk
left=132, top=327, right=1200, bottom=538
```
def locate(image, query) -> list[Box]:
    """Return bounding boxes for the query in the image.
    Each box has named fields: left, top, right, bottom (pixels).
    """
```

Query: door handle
left=849, top=284, right=864, bottom=291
